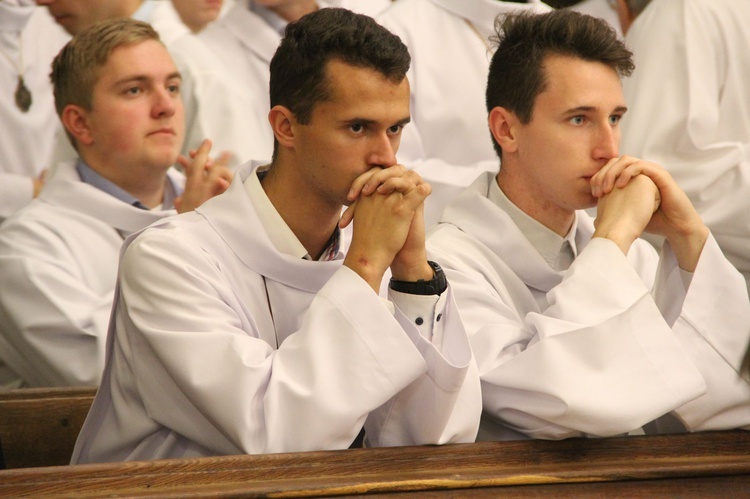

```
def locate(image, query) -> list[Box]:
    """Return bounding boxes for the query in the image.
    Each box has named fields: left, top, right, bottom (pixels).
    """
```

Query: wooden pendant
left=15, top=76, right=32, bottom=112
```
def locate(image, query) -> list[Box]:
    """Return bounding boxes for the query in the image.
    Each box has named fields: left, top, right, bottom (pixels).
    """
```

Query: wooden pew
left=0, top=430, right=748, bottom=497
left=0, top=387, right=96, bottom=469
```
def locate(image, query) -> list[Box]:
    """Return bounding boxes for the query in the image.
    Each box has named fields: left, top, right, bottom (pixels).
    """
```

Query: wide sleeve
left=366, top=287, right=482, bottom=446
left=429, top=230, right=708, bottom=440
left=655, top=235, right=750, bottom=430
left=0, top=216, right=113, bottom=387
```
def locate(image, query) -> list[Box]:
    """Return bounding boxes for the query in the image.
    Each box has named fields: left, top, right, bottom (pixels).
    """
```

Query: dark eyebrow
left=344, top=116, right=411, bottom=126
left=563, top=105, right=628, bottom=115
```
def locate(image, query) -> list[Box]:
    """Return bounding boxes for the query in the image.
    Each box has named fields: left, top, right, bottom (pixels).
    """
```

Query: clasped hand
left=591, top=155, right=708, bottom=271
left=341, top=165, right=433, bottom=292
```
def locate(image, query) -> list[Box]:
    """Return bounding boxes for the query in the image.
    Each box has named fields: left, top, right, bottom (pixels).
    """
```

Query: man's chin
left=581, top=193, right=598, bottom=209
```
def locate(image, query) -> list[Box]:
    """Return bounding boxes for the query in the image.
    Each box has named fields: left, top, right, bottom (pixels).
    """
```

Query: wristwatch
left=389, top=260, right=447, bottom=296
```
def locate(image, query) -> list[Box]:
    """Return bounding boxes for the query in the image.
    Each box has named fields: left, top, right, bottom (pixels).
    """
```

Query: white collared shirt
left=488, top=177, right=578, bottom=273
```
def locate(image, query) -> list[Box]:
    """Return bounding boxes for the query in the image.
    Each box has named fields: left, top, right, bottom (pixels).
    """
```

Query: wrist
left=592, top=225, right=638, bottom=255
left=390, top=257, right=433, bottom=282
left=390, top=260, right=447, bottom=296
left=664, top=224, right=709, bottom=272
left=343, top=251, right=389, bottom=293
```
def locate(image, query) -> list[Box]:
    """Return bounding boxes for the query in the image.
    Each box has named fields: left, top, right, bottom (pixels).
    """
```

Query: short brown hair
left=50, top=18, right=161, bottom=118
left=486, top=10, right=634, bottom=157
left=269, top=8, right=410, bottom=160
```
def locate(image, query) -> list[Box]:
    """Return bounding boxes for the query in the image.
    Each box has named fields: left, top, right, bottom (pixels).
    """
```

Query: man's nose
left=152, top=87, right=177, bottom=118
left=367, top=133, right=397, bottom=168
left=593, top=124, right=619, bottom=160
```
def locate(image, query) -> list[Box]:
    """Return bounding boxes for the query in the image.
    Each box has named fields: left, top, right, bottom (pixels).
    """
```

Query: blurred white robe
left=0, top=160, right=182, bottom=388
left=621, top=0, right=750, bottom=295
left=0, top=2, right=69, bottom=220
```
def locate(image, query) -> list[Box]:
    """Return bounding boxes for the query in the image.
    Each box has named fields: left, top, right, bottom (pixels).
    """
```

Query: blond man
left=0, top=19, right=230, bottom=388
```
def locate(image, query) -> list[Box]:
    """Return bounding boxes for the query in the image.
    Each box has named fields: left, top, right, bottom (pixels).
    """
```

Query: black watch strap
left=389, top=260, right=447, bottom=296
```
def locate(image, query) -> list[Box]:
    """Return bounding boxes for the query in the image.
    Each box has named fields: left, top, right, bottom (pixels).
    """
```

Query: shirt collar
left=245, top=165, right=342, bottom=261
left=76, top=159, right=179, bottom=211
left=488, top=176, right=579, bottom=271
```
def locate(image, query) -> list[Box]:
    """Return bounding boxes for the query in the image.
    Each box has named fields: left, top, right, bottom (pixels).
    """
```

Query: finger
left=376, top=169, right=423, bottom=195
left=399, top=181, right=432, bottom=212
left=347, top=167, right=383, bottom=202
left=213, top=151, right=233, bottom=169
left=216, top=165, right=234, bottom=186
left=183, top=140, right=208, bottom=177
left=376, top=174, right=422, bottom=196
left=214, top=178, right=231, bottom=196
left=590, top=157, right=620, bottom=197
left=191, top=139, right=212, bottom=168
left=613, top=163, right=642, bottom=189
left=361, top=164, right=408, bottom=196
left=599, top=157, right=629, bottom=196
left=593, top=156, right=640, bottom=197
left=176, top=154, right=191, bottom=170
left=339, top=199, right=357, bottom=228
left=205, top=164, right=233, bottom=194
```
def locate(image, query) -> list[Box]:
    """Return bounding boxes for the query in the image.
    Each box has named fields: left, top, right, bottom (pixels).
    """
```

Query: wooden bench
left=0, top=386, right=96, bottom=469
left=0, top=430, right=748, bottom=497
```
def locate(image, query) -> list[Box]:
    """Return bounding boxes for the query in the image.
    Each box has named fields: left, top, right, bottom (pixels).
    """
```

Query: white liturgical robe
left=0, top=2, right=69, bottom=220
left=427, top=172, right=750, bottom=440
left=71, top=163, right=481, bottom=463
left=0, top=160, right=183, bottom=388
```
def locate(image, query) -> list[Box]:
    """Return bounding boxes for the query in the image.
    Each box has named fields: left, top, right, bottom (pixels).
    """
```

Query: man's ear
left=488, top=106, right=520, bottom=154
left=60, top=104, right=94, bottom=147
left=268, top=105, right=296, bottom=150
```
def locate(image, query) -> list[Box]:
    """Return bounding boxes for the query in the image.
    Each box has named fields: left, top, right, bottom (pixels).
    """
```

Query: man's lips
left=149, top=128, right=176, bottom=136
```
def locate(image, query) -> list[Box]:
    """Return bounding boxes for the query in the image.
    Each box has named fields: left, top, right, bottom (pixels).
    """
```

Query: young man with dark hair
left=428, top=9, right=750, bottom=440
left=72, top=8, right=480, bottom=463
left=0, top=18, right=230, bottom=388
